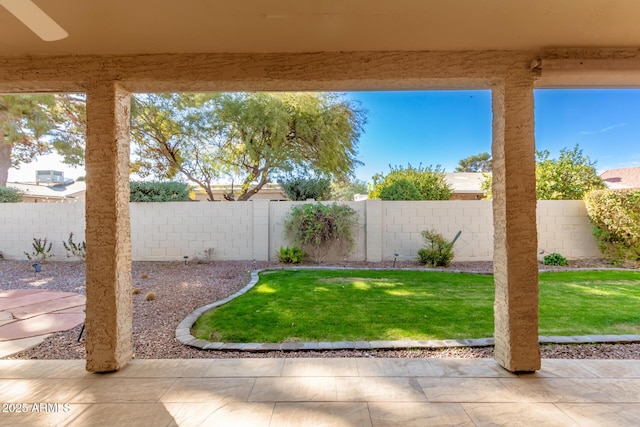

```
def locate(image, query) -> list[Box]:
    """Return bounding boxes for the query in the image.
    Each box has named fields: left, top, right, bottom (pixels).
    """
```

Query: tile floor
left=0, top=358, right=638, bottom=426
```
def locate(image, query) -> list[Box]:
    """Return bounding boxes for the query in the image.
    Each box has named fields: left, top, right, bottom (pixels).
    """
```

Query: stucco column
left=491, top=71, right=540, bottom=372
left=85, top=81, right=133, bottom=372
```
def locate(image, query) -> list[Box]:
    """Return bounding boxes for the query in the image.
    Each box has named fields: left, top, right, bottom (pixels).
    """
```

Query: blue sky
left=348, top=89, right=640, bottom=183
left=8, top=89, right=640, bottom=184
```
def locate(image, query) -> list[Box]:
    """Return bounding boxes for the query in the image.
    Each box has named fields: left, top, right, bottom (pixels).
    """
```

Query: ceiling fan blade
left=0, top=0, right=68, bottom=41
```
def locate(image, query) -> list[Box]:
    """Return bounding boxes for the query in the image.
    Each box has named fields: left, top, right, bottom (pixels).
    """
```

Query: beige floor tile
left=69, top=377, right=176, bottom=403
left=65, top=403, right=177, bottom=427
left=249, top=377, right=338, bottom=402
left=499, top=377, right=608, bottom=403
left=0, top=379, right=91, bottom=402
left=117, top=359, right=214, bottom=378
left=463, top=402, right=580, bottom=426
left=204, top=358, right=284, bottom=377
left=355, top=358, right=437, bottom=377
left=336, top=377, right=427, bottom=402
left=578, top=360, right=640, bottom=379
left=271, top=402, right=371, bottom=427
left=531, top=359, right=600, bottom=378
left=201, top=402, right=274, bottom=427
left=0, top=359, right=90, bottom=379
left=282, top=358, right=358, bottom=377
left=557, top=403, right=640, bottom=427
left=428, top=358, right=516, bottom=378
left=0, top=334, right=52, bottom=359
left=0, top=403, right=87, bottom=427
left=419, top=377, right=520, bottom=403
left=164, top=402, right=230, bottom=426
left=160, top=377, right=256, bottom=403
left=369, top=402, right=474, bottom=427
left=581, top=379, right=640, bottom=403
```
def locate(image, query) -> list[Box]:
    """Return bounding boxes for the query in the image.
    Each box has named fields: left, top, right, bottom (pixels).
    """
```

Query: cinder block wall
left=0, top=200, right=601, bottom=261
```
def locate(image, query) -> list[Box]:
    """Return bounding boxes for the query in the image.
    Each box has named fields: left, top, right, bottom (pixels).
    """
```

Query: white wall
left=0, top=200, right=601, bottom=262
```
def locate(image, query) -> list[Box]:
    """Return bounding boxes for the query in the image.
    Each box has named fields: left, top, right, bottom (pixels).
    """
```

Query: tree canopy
left=131, top=92, right=365, bottom=201
left=455, top=152, right=492, bottom=172
left=369, top=164, right=452, bottom=200
left=0, top=94, right=86, bottom=187
left=481, top=145, right=606, bottom=200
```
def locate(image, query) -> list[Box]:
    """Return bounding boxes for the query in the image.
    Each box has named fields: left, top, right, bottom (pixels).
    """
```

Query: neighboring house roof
left=599, top=167, right=640, bottom=189
left=8, top=181, right=86, bottom=201
left=445, top=172, right=487, bottom=194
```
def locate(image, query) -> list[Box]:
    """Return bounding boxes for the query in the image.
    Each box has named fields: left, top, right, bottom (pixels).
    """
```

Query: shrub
left=278, top=176, right=331, bottom=201
left=417, top=229, right=460, bottom=267
left=370, top=164, right=452, bottom=200
left=145, top=292, right=156, bottom=301
left=278, top=246, right=305, bottom=263
left=0, top=187, right=23, bottom=203
left=378, top=179, right=422, bottom=201
left=543, top=253, right=568, bottom=266
left=283, top=203, right=359, bottom=262
left=584, top=189, right=640, bottom=265
left=24, top=237, right=53, bottom=262
left=130, top=181, right=190, bottom=202
left=62, top=232, right=86, bottom=260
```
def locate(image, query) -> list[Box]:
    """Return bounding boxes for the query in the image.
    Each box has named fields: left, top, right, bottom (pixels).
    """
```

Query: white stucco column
left=85, top=81, right=133, bottom=372
left=491, top=71, right=541, bottom=372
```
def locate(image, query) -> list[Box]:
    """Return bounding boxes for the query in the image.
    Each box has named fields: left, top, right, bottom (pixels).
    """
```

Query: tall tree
left=131, top=92, right=365, bottom=201
left=455, top=152, right=492, bottom=172
left=0, top=95, right=54, bottom=186
left=0, top=94, right=86, bottom=187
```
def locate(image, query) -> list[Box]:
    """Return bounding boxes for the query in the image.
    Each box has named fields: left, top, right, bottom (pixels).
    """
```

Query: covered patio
left=1, top=0, right=640, bottom=424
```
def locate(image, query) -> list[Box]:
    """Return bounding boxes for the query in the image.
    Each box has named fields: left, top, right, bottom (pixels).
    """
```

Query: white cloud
left=579, top=123, right=627, bottom=135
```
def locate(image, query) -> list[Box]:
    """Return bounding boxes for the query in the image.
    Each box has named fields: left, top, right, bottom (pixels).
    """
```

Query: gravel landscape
left=2, top=259, right=639, bottom=361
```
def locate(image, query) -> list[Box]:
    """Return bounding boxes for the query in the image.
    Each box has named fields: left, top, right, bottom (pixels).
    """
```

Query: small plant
left=24, top=237, right=54, bottom=262
left=145, top=292, right=156, bottom=301
left=202, top=248, right=215, bottom=262
left=278, top=246, right=305, bottom=264
left=0, top=187, right=23, bottom=203
left=417, top=230, right=461, bottom=268
left=140, top=273, right=149, bottom=279
left=62, top=232, right=86, bottom=260
left=132, top=288, right=141, bottom=295
left=543, top=253, right=568, bottom=266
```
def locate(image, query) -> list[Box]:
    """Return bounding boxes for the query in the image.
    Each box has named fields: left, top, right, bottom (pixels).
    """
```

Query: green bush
left=62, top=232, right=86, bottom=260
left=278, top=177, right=331, bottom=201
left=24, top=237, right=53, bottom=262
left=584, top=189, right=640, bottom=265
left=278, top=246, right=305, bottom=263
left=543, top=253, right=568, bottom=266
left=417, top=229, right=459, bottom=267
left=370, top=164, right=452, bottom=200
left=130, top=181, right=190, bottom=202
left=283, top=203, right=359, bottom=262
left=0, top=187, right=23, bottom=203
left=378, top=179, right=422, bottom=201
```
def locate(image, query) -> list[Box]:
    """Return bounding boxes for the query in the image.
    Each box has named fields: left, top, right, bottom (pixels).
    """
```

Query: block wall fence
left=0, top=200, right=601, bottom=262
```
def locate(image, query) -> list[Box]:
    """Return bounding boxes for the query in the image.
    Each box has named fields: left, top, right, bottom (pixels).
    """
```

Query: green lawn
left=191, top=269, right=640, bottom=343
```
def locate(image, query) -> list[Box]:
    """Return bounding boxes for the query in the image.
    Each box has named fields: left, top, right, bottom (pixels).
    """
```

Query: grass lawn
left=191, top=269, right=640, bottom=343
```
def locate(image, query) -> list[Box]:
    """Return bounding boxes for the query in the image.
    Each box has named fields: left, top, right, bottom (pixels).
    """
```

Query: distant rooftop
left=599, top=167, right=640, bottom=189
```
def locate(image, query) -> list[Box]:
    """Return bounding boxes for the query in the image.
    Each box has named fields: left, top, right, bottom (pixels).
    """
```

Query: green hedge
left=0, top=187, right=23, bottom=203
left=584, top=189, right=640, bottom=265
left=130, top=181, right=190, bottom=202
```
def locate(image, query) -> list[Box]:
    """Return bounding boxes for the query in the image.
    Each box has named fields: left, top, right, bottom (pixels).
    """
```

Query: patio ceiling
left=1, top=0, right=640, bottom=56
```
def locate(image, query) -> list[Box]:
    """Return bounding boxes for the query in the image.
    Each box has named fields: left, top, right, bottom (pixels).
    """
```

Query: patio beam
left=84, top=81, right=133, bottom=373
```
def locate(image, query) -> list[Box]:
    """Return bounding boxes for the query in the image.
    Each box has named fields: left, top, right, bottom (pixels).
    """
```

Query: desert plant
left=132, top=288, right=141, bottom=295
left=278, top=176, right=331, bottom=201
left=0, top=187, right=23, bottom=203
left=278, top=246, right=305, bottom=263
left=145, top=292, right=156, bottom=301
left=417, top=230, right=461, bottom=267
left=24, top=237, right=54, bottom=262
left=378, top=179, right=422, bottom=201
left=62, top=232, right=86, bottom=260
left=543, top=253, right=568, bottom=266
left=202, top=248, right=215, bottom=262
left=283, top=203, right=359, bottom=262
